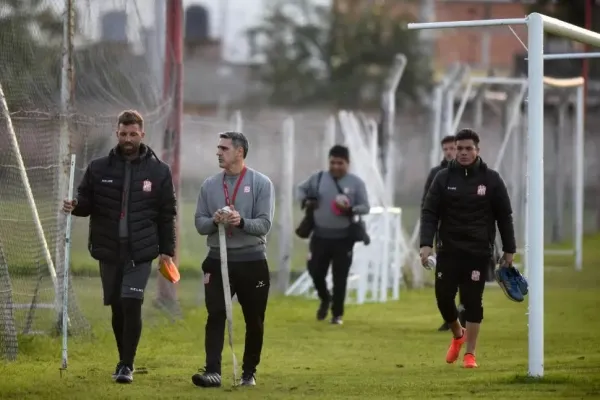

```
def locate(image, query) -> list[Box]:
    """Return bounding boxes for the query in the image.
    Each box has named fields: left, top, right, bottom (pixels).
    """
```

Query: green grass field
left=1, top=234, right=600, bottom=399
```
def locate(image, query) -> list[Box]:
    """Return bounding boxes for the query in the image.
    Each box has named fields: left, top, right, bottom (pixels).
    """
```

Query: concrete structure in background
left=182, top=4, right=255, bottom=115
left=101, top=11, right=128, bottom=43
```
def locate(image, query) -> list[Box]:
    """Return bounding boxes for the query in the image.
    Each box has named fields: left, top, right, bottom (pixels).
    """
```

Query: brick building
left=333, top=0, right=541, bottom=78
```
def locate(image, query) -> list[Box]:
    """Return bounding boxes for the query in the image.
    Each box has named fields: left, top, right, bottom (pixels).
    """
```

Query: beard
left=119, top=142, right=139, bottom=156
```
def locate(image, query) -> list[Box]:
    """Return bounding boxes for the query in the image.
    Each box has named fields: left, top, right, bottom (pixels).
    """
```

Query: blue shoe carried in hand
left=495, top=264, right=527, bottom=302
left=515, top=268, right=528, bottom=296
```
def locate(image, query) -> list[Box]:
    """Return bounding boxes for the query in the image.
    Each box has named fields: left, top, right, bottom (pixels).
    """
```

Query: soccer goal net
left=0, top=0, right=174, bottom=360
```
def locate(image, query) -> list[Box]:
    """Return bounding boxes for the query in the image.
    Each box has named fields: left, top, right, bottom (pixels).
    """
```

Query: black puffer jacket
left=421, top=159, right=449, bottom=208
left=420, top=158, right=516, bottom=257
left=72, top=144, right=177, bottom=263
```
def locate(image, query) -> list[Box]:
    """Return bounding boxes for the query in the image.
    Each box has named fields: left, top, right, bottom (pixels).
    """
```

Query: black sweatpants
left=100, top=242, right=150, bottom=368
left=435, top=252, right=488, bottom=324
left=202, top=257, right=270, bottom=375
left=307, top=236, right=354, bottom=318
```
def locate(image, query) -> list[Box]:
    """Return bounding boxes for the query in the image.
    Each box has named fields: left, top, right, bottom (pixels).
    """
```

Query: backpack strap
left=332, top=176, right=345, bottom=196
left=311, top=171, right=323, bottom=196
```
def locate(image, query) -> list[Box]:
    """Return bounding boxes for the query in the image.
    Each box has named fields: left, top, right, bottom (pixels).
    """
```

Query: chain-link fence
left=0, top=0, right=173, bottom=360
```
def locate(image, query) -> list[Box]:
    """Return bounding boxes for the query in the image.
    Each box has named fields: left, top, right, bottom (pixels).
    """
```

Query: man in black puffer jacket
left=63, top=110, right=176, bottom=384
left=421, top=135, right=466, bottom=332
left=421, top=135, right=455, bottom=208
left=420, top=128, right=516, bottom=369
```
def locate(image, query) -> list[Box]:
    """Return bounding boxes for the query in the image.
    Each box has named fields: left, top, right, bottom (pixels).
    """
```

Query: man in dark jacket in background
left=421, top=135, right=466, bottom=332
left=63, top=110, right=177, bottom=384
left=420, top=128, right=516, bottom=369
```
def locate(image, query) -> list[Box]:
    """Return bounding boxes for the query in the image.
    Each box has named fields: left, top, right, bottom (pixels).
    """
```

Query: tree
left=0, top=0, right=63, bottom=110
left=247, top=0, right=430, bottom=109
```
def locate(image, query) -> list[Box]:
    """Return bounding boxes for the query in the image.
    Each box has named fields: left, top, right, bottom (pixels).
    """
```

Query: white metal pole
left=444, top=85, right=456, bottom=136
left=0, top=81, right=58, bottom=307
left=60, top=154, right=76, bottom=374
left=526, top=13, right=545, bottom=378
left=278, top=117, right=295, bottom=291
left=382, top=54, right=406, bottom=208
left=430, top=86, right=444, bottom=168
left=543, top=52, right=600, bottom=60
left=152, top=0, right=165, bottom=93
left=574, top=85, right=584, bottom=271
left=407, top=18, right=527, bottom=30
left=492, top=83, right=529, bottom=171
left=56, top=0, right=74, bottom=318
left=324, top=116, right=336, bottom=169
left=450, top=80, right=473, bottom=134
left=218, top=215, right=239, bottom=385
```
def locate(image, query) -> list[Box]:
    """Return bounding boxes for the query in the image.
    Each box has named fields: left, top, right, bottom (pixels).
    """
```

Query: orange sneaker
left=445, top=329, right=466, bottom=364
left=463, top=353, right=478, bottom=368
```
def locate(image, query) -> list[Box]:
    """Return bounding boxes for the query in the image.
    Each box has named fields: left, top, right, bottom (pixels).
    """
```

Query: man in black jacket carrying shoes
left=421, top=135, right=466, bottom=332
left=420, top=128, right=516, bottom=369
left=62, top=110, right=177, bottom=384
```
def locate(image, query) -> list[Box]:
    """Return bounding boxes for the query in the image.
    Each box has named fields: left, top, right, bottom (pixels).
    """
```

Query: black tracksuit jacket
left=420, top=157, right=517, bottom=257
left=421, top=159, right=449, bottom=208
left=72, top=144, right=177, bottom=263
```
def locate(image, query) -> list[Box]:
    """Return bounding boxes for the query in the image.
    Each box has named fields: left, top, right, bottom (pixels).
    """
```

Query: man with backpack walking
left=296, top=145, right=370, bottom=325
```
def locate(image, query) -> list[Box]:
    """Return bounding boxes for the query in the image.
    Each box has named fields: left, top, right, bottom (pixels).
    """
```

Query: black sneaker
left=192, top=369, right=222, bottom=388
left=316, top=300, right=329, bottom=321
left=115, top=365, right=133, bottom=384
left=331, top=316, right=343, bottom=325
left=240, top=371, right=256, bottom=386
left=112, top=361, right=136, bottom=379
left=437, top=321, right=450, bottom=332
left=112, top=362, right=135, bottom=379
left=112, top=362, right=123, bottom=379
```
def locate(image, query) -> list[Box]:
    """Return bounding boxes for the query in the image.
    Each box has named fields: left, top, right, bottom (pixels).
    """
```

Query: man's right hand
left=419, top=246, right=433, bottom=266
left=213, top=210, right=225, bottom=224
left=62, top=198, right=77, bottom=213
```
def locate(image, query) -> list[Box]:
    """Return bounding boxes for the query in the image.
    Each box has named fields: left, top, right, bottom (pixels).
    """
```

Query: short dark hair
left=117, top=110, right=144, bottom=129
left=440, top=135, right=455, bottom=146
left=455, top=129, right=480, bottom=147
left=328, top=144, right=350, bottom=162
left=219, top=131, right=249, bottom=158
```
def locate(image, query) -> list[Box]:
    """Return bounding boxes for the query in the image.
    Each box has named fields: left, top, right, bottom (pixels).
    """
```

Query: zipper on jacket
left=127, top=164, right=134, bottom=261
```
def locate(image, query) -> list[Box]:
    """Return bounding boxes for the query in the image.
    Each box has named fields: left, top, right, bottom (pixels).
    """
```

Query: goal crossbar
left=408, top=12, right=600, bottom=378
left=526, top=53, right=600, bottom=60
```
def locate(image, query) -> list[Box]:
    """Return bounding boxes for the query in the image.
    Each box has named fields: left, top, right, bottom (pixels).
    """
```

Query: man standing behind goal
left=62, top=110, right=176, bottom=383
left=296, top=145, right=369, bottom=325
left=193, top=131, right=275, bottom=388
left=420, top=128, right=516, bottom=368
left=421, top=135, right=466, bottom=332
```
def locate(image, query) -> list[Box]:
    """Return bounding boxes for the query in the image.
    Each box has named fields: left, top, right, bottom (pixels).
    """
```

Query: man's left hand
left=500, top=252, right=514, bottom=267
left=225, top=206, right=242, bottom=226
left=158, top=254, right=173, bottom=267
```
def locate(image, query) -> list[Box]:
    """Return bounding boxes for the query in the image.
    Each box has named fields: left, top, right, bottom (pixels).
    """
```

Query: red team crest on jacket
left=476, top=185, right=486, bottom=196
left=143, top=180, right=152, bottom=192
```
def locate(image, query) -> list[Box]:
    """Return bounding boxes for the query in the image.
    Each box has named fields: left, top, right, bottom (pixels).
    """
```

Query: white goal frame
left=408, top=12, right=600, bottom=378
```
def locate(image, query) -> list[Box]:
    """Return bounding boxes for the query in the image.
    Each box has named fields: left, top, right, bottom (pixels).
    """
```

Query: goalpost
left=408, top=12, right=600, bottom=378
